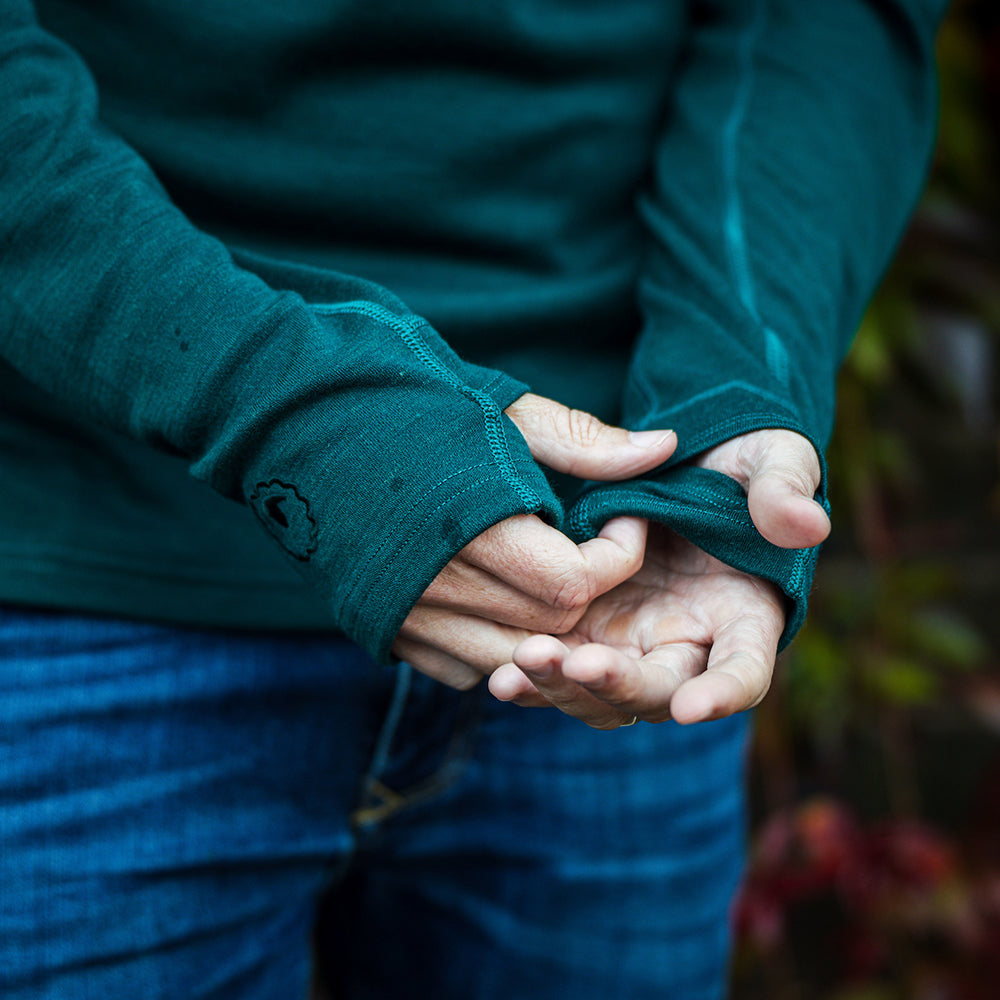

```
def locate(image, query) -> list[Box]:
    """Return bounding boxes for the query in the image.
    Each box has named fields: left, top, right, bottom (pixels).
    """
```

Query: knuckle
left=767, top=463, right=813, bottom=498
left=546, top=570, right=593, bottom=613
left=544, top=605, right=584, bottom=635
left=565, top=407, right=605, bottom=448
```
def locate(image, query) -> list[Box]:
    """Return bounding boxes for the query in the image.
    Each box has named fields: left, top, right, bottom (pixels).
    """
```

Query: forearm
left=626, top=0, right=945, bottom=457
left=0, top=1, right=560, bottom=658
left=568, top=0, right=946, bottom=646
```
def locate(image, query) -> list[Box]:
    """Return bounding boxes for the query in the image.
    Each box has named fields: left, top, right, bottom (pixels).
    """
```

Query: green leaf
left=867, top=656, right=939, bottom=706
left=849, top=314, right=894, bottom=383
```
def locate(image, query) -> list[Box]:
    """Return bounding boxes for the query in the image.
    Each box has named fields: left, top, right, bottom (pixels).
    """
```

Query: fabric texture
left=0, top=606, right=747, bottom=1000
left=0, top=3, right=948, bottom=997
left=0, top=0, right=947, bottom=655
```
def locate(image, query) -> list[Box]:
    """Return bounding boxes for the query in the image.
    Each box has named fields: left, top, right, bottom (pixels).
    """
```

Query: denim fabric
left=0, top=606, right=748, bottom=999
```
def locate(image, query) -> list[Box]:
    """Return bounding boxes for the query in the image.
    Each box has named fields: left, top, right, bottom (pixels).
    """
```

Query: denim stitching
left=351, top=685, right=483, bottom=831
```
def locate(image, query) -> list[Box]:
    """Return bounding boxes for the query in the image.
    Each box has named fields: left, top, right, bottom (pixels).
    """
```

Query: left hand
left=393, top=393, right=676, bottom=693
left=487, top=428, right=831, bottom=728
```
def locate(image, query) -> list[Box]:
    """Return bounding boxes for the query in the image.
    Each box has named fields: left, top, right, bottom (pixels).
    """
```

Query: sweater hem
left=0, top=546, right=335, bottom=631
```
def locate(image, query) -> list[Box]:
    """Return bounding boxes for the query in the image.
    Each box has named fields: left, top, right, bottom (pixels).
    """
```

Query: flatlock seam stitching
left=480, top=372, right=508, bottom=395
left=633, top=392, right=816, bottom=475
left=581, top=483, right=750, bottom=516
left=630, top=394, right=827, bottom=498
left=789, top=544, right=819, bottom=595
left=571, top=491, right=817, bottom=570
left=634, top=382, right=801, bottom=428
left=573, top=475, right=765, bottom=522
left=312, top=301, right=547, bottom=642
left=570, top=491, right=816, bottom=612
left=569, top=491, right=762, bottom=538
left=312, top=301, right=540, bottom=510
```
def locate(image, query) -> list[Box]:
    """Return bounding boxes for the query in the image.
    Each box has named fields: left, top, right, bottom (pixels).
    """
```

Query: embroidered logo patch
left=249, top=480, right=318, bottom=562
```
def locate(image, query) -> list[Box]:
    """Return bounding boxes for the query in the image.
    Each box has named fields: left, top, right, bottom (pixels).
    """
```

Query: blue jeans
left=0, top=605, right=748, bottom=999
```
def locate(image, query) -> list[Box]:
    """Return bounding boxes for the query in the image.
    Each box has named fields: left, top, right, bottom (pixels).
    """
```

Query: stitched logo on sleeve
left=249, top=480, right=318, bottom=562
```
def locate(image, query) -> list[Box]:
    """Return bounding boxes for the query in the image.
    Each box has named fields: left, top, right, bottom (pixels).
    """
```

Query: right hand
left=486, top=427, right=831, bottom=729
left=392, top=394, right=676, bottom=690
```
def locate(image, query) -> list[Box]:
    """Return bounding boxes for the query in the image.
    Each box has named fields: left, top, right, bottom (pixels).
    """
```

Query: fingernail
left=628, top=429, right=675, bottom=448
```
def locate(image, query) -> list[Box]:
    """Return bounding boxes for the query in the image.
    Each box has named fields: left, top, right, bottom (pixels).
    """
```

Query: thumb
left=505, top=393, right=676, bottom=481
left=743, top=432, right=831, bottom=549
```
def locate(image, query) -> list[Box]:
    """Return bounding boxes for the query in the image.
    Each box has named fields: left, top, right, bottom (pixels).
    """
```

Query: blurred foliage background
left=731, top=2, right=1000, bottom=997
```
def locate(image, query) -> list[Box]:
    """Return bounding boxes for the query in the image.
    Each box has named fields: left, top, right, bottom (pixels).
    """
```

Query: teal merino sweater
left=0, top=0, right=944, bottom=659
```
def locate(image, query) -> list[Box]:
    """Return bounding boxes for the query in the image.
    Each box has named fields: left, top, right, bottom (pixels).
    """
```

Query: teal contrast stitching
left=634, top=381, right=799, bottom=425
left=569, top=491, right=756, bottom=538
left=480, top=372, right=508, bottom=394
left=313, top=302, right=540, bottom=510
left=571, top=487, right=820, bottom=558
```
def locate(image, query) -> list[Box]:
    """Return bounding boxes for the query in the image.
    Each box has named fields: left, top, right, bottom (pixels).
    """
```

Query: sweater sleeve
left=569, top=0, right=947, bottom=647
left=0, top=1, right=560, bottom=661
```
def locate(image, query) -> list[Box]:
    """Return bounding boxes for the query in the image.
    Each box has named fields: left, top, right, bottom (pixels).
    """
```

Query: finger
left=573, top=516, right=649, bottom=598
left=667, top=613, right=781, bottom=724
left=421, top=556, right=583, bottom=633
left=487, top=662, right=552, bottom=706
left=743, top=433, right=829, bottom=549
left=747, top=461, right=830, bottom=549
left=397, top=605, right=533, bottom=673
left=462, top=515, right=647, bottom=612
left=505, top=393, right=676, bottom=481
left=558, top=641, right=707, bottom=724
left=509, top=635, right=637, bottom=730
left=698, top=430, right=831, bottom=549
left=391, top=638, right=483, bottom=691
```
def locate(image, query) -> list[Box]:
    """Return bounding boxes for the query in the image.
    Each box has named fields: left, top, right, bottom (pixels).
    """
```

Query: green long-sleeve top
left=0, top=0, right=944, bottom=659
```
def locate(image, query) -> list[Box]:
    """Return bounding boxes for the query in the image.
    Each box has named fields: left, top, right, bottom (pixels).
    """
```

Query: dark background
left=731, top=2, right=1000, bottom=997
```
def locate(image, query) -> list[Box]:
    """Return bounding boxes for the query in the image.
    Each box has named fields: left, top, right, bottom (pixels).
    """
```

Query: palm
left=496, top=524, right=784, bottom=726
left=488, top=428, right=828, bottom=728
left=566, top=524, right=781, bottom=670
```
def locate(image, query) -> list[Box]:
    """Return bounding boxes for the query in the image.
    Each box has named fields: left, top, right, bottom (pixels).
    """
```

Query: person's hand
left=487, top=428, right=831, bottom=727
left=392, top=394, right=677, bottom=690
left=697, top=428, right=829, bottom=550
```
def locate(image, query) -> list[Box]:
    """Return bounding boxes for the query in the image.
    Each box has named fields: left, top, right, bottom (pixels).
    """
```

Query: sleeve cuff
left=567, top=464, right=827, bottom=650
